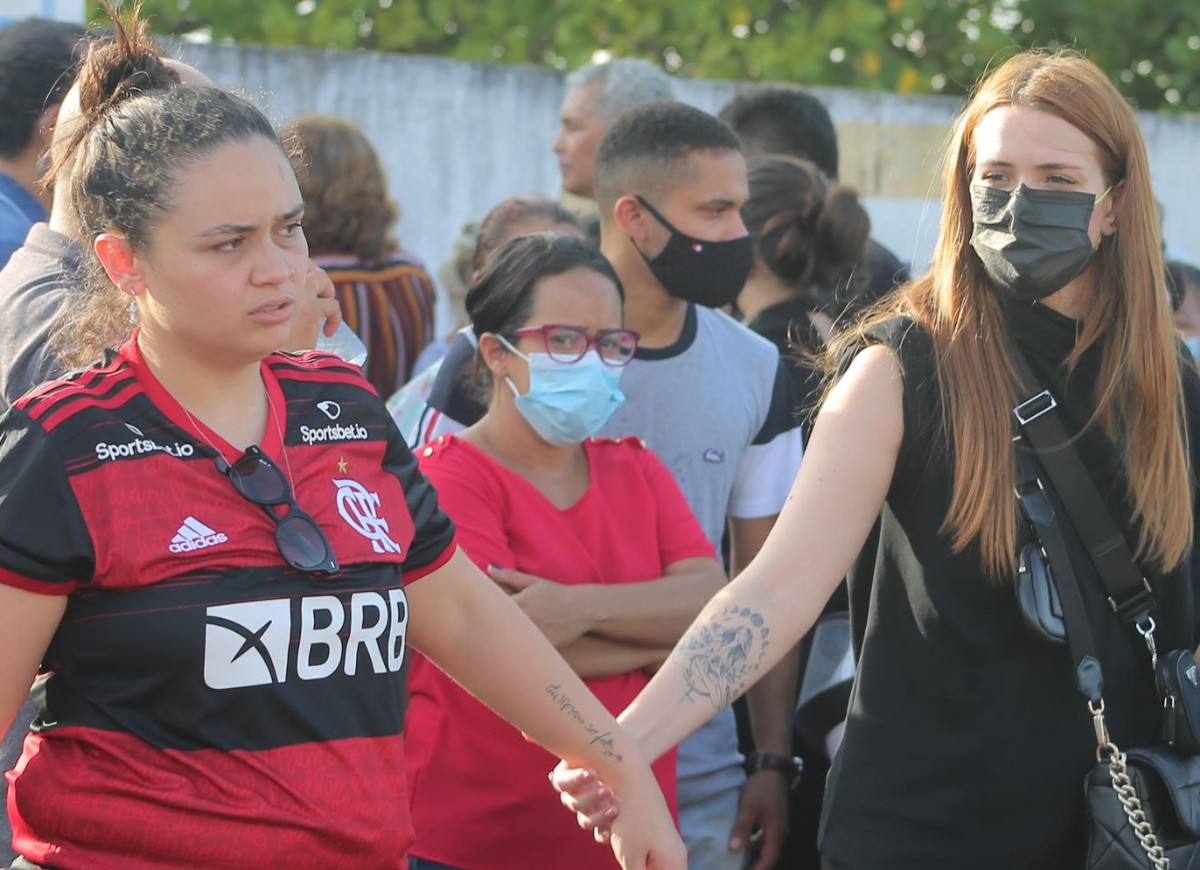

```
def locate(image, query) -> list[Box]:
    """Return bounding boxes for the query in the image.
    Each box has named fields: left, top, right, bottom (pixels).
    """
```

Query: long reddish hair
left=829, top=50, right=1188, bottom=580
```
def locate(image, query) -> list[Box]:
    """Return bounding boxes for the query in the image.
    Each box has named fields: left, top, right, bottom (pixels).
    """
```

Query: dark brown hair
left=54, top=4, right=284, bottom=368
left=743, top=155, right=869, bottom=308
left=286, top=114, right=398, bottom=263
left=472, top=196, right=583, bottom=275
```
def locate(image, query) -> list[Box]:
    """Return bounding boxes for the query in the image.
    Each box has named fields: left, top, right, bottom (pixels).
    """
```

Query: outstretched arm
left=406, top=547, right=686, bottom=870
left=622, top=345, right=903, bottom=762
left=552, top=345, right=905, bottom=831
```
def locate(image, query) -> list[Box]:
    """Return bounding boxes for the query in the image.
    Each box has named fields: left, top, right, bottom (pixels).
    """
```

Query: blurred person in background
left=1169, top=260, right=1200, bottom=366
left=390, top=195, right=585, bottom=445
left=719, top=85, right=908, bottom=312
left=0, top=17, right=88, bottom=269
left=289, top=114, right=436, bottom=396
left=737, top=153, right=872, bottom=870
left=554, top=58, right=675, bottom=220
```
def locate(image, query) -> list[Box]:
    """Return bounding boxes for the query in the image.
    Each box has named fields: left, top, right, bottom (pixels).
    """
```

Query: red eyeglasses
left=507, top=324, right=640, bottom=367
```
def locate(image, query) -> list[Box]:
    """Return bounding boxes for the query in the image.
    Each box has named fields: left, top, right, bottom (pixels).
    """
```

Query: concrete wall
left=177, top=42, right=1200, bottom=332
left=0, top=0, right=85, bottom=26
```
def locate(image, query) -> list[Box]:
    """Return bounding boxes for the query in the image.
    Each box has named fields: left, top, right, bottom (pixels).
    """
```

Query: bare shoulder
left=810, top=342, right=904, bottom=464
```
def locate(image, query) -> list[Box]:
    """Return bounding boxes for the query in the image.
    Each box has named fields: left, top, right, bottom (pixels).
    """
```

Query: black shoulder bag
left=1011, top=347, right=1200, bottom=870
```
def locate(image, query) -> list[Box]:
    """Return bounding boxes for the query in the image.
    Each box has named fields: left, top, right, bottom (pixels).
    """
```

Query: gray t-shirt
left=0, top=222, right=81, bottom=412
left=599, top=304, right=804, bottom=802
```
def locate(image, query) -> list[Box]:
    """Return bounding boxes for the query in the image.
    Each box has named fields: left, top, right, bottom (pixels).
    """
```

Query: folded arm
left=407, top=547, right=686, bottom=869
left=491, top=556, right=725, bottom=649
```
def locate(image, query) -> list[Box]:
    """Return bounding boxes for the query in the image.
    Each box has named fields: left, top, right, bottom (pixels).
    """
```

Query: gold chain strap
left=1093, top=700, right=1171, bottom=870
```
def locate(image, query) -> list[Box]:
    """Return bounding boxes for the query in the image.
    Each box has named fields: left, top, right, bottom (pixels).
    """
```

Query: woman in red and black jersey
left=0, top=9, right=682, bottom=870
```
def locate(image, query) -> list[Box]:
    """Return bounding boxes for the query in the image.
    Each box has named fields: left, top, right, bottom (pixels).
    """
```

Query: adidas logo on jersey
left=170, top=516, right=229, bottom=553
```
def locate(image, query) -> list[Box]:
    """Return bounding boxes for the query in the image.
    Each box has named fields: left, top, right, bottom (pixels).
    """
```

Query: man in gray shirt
left=591, top=99, right=803, bottom=870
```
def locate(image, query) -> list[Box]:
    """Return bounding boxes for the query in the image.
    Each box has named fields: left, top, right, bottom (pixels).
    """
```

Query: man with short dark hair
left=0, top=17, right=88, bottom=269
left=594, top=100, right=802, bottom=870
left=554, top=58, right=674, bottom=203
left=719, top=84, right=909, bottom=307
left=719, top=85, right=841, bottom=181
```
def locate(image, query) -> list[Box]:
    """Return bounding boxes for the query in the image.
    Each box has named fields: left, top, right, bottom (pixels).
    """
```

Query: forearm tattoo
left=546, top=683, right=624, bottom=762
left=671, top=605, right=771, bottom=712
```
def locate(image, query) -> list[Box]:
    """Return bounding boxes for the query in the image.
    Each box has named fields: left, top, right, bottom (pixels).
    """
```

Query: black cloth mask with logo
left=969, top=183, right=1108, bottom=302
left=634, top=195, right=753, bottom=308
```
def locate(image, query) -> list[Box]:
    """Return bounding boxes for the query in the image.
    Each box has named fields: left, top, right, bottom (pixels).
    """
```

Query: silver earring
left=127, top=298, right=138, bottom=326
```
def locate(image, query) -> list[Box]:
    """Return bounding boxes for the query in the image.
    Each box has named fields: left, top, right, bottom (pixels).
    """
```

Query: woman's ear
left=477, top=333, right=511, bottom=379
left=94, top=233, right=145, bottom=296
left=1100, top=180, right=1124, bottom=238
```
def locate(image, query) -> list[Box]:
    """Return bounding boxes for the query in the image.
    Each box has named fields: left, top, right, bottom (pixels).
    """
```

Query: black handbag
left=1011, top=348, right=1200, bottom=870
left=1157, top=650, right=1200, bottom=756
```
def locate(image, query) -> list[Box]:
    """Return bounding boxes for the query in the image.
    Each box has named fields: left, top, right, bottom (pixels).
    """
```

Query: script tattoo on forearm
left=546, top=683, right=624, bottom=762
left=671, top=604, right=771, bottom=712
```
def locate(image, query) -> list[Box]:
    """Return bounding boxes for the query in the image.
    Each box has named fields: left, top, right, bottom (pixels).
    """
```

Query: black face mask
left=634, top=195, right=753, bottom=308
left=969, top=183, right=1110, bottom=302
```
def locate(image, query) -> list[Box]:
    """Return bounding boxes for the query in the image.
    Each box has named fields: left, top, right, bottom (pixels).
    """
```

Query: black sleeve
left=752, top=357, right=803, bottom=446
left=426, top=332, right=487, bottom=426
left=0, top=409, right=94, bottom=592
left=859, top=316, right=941, bottom=499
left=380, top=416, right=456, bottom=579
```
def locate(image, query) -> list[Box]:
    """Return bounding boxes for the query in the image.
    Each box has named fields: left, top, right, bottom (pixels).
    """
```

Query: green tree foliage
left=100, top=0, right=1200, bottom=111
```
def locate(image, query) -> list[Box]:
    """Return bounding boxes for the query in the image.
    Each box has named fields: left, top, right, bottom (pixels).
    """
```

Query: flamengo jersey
left=0, top=337, right=456, bottom=869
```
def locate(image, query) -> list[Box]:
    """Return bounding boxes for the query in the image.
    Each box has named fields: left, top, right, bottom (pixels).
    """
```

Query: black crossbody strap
left=1014, top=448, right=1105, bottom=702
left=1010, top=347, right=1155, bottom=626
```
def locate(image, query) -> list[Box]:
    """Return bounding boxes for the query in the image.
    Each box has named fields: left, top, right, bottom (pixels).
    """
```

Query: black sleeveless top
left=819, top=300, right=1200, bottom=869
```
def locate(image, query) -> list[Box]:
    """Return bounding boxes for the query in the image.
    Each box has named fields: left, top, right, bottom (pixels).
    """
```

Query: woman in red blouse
left=406, top=233, right=725, bottom=870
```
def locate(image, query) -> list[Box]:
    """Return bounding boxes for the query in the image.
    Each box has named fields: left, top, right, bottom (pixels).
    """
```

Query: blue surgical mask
left=1184, top=335, right=1200, bottom=363
left=498, top=337, right=626, bottom=445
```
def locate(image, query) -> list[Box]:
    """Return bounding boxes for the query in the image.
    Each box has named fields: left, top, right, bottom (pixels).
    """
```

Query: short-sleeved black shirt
left=819, top=300, right=1200, bottom=869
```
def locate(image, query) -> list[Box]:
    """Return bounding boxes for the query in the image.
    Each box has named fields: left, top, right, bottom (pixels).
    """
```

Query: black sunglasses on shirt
left=215, top=445, right=339, bottom=575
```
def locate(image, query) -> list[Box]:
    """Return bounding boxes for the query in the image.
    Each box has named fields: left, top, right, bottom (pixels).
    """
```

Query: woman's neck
left=139, top=332, right=270, bottom=449
left=738, top=271, right=800, bottom=323
left=464, top=400, right=589, bottom=507
left=1038, top=267, right=1097, bottom=322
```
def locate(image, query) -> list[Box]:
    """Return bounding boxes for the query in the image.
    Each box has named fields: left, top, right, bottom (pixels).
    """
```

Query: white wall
left=177, top=42, right=1200, bottom=329
left=0, top=0, right=84, bottom=25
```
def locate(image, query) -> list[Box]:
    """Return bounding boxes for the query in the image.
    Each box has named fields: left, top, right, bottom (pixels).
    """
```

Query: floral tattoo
left=672, top=605, right=771, bottom=711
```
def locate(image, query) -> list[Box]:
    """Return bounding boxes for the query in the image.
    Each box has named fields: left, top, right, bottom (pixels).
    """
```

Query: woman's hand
left=602, top=772, right=687, bottom=870
left=551, top=761, right=620, bottom=842
left=488, top=565, right=594, bottom=647
left=283, top=260, right=342, bottom=351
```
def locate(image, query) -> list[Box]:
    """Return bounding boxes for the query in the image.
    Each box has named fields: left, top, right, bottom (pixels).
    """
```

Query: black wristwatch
left=745, top=750, right=804, bottom=788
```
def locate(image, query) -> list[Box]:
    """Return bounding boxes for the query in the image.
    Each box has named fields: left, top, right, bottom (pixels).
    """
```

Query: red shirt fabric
left=0, top=336, right=456, bottom=869
left=406, top=434, right=715, bottom=870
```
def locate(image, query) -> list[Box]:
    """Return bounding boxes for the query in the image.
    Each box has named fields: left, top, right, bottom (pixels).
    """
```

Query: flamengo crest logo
left=203, top=592, right=409, bottom=689
left=334, top=478, right=403, bottom=554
